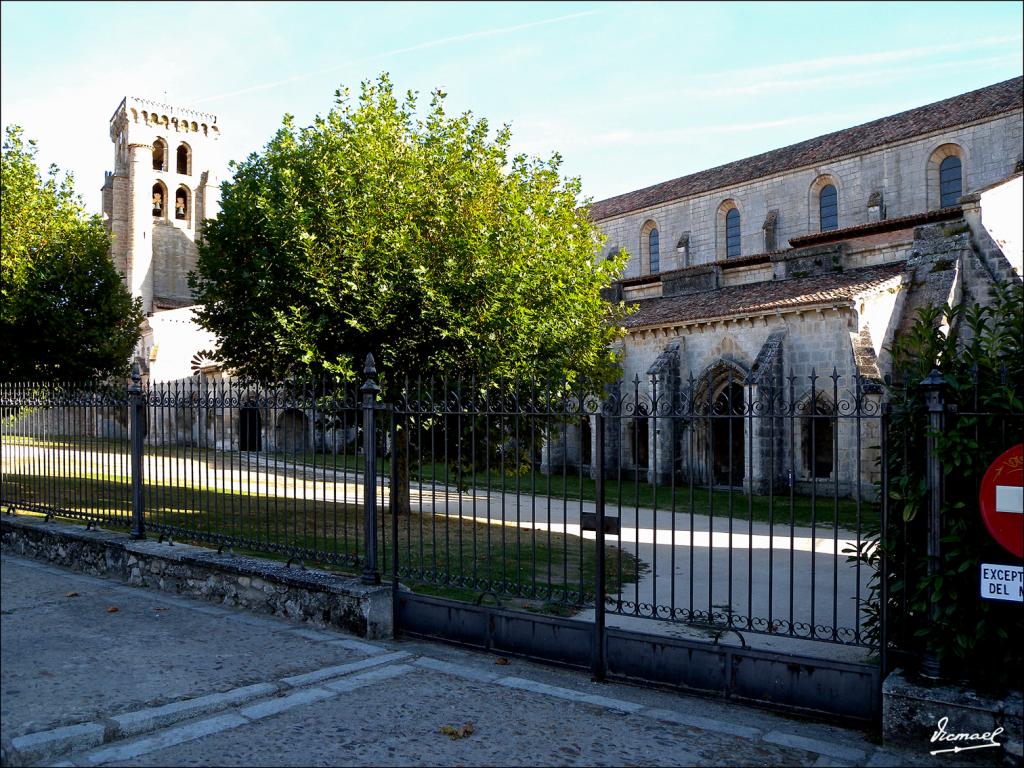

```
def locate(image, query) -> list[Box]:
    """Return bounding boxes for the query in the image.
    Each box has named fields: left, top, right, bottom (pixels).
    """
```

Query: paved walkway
left=2, top=553, right=958, bottom=767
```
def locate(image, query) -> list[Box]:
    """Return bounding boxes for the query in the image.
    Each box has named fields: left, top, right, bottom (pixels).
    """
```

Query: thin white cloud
left=726, top=34, right=1023, bottom=83
left=192, top=6, right=616, bottom=105
left=512, top=113, right=854, bottom=157
left=671, top=52, right=1022, bottom=99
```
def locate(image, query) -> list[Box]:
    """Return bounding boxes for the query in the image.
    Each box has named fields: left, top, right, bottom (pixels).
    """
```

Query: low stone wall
left=0, top=514, right=392, bottom=639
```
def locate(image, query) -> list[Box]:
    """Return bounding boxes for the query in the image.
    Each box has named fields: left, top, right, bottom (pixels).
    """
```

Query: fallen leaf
left=106, top=606, right=119, bottom=613
left=65, top=592, right=79, bottom=598
left=495, top=657, right=509, bottom=665
left=440, top=723, right=475, bottom=740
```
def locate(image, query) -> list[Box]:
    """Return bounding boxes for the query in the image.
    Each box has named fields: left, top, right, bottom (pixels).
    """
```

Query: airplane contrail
left=192, top=6, right=615, bottom=105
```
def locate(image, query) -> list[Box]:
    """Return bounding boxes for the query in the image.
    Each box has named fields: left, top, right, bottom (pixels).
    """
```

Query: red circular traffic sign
left=979, top=443, right=1023, bottom=559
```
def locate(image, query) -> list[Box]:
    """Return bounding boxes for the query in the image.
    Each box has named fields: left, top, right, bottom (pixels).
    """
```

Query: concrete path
left=1, top=553, right=957, bottom=767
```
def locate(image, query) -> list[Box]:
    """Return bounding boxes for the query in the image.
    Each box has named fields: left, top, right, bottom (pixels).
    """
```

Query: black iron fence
left=2, top=359, right=892, bottom=651
left=1, top=380, right=133, bottom=528
left=876, top=366, right=1024, bottom=682
left=390, top=366, right=885, bottom=648
left=2, top=372, right=389, bottom=573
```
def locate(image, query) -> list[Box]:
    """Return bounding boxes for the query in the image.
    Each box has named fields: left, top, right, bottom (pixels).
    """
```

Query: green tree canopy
left=1, top=126, right=142, bottom=382
left=191, top=75, right=628, bottom=389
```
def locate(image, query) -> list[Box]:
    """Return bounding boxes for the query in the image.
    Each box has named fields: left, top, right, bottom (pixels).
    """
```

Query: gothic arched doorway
left=712, top=381, right=744, bottom=485
left=800, top=393, right=834, bottom=479
left=239, top=404, right=262, bottom=451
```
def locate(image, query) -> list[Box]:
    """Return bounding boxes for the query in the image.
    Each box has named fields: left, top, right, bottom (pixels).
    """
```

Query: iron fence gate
left=2, top=360, right=888, bottom=722
left=384, top=364, right=885, bottom=721
left=386, top=367, right=884, bottom=637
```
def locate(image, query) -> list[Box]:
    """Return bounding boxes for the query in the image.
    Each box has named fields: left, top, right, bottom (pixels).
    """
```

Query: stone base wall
left=0, top=514, right=392, bottom=639
left=882, top=668, right=1023, bottom=763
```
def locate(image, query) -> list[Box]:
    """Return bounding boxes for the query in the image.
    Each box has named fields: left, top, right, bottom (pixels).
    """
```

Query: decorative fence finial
left=361, top=353, right=380, bottom=396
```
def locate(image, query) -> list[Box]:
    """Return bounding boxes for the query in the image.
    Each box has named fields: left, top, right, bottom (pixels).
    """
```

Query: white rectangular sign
left=995, top=485, right=1023, bottom=514
left=980, top=563, right=1024, bottom=602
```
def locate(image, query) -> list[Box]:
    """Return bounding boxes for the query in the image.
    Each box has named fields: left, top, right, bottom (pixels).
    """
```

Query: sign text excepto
left=980, top=563, right=1023, bottom=603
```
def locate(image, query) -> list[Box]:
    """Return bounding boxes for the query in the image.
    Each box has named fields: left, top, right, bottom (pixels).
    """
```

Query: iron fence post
left=592, top=411, right=606, bottom=682
left=920, top=368, right=946, bottom=679
left=361, top=354, right=381, bottom=585
left=129, top=363, right=146, bottom=540
left=879, top=401, right=890, bottom=680
left=390, top=404, right=400, bottom=634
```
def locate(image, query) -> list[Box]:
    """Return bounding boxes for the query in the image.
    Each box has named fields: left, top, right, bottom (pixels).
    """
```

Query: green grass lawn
left=3, top=471, right=640, bottom=611
left=289, top=450, right=876, bottom=530
left=5, top=434, right=877, bottom=530
left=4, top=432, right=878, bottom=531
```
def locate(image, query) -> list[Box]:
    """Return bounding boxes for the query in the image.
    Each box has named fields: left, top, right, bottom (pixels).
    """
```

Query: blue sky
left=2, top=1, right=1021, bottom=214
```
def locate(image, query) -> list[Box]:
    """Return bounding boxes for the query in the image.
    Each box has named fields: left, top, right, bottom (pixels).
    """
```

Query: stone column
left=603, top=380, right=621, bottom=476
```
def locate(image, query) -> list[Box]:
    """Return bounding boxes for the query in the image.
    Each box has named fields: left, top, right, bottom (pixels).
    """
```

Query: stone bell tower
left=102, top=97, right=221, bottom=315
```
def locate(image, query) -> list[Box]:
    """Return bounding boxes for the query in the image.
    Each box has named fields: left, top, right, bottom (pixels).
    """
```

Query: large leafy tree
left=191, top=75, right=628, bottom=389
left=1, top=126, right=143, bottom=381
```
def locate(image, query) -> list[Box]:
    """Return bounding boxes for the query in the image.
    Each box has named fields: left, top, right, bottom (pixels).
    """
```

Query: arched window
left=176, top=143, right=191, bottom=175
left=175, top=186, right=190, bottom=223
left=649, top=228, right=660, bottom=273
left=151, top=181, right=167, bottom=219
left=939, top=156, right=962, bottom=208
left=819, top=184, right=838, bottom=231
left=639, top=219, right=659, bottom=275
left=927, top=144, right=966, bottom=210
left=152, top=139, right=166, bottom=171
left=725, top=208, right=741, bottom=258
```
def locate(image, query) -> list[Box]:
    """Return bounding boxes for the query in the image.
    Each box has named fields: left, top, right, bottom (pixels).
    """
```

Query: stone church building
left=551, top=76, right=1023, bottom=496
left=99, top=97, right=350, bottom=454
left=103, top=97, right=221, bottom=316
left=102, top=96, right=222, bottom=383
left=100, top=80, right=1023, bottom=478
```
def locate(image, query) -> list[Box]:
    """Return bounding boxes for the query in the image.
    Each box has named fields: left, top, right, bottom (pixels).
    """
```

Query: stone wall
left=2, top=403, right=129, bottom=440
left=616, top=308, right=881, bottom=496
left=974, top=173, right=1023, bottom=279
left=0, top=514, right=392, bottom=639
left=598, top=111, right=1023, bottom=277
left=882, top=669, right=1023, bottom=761
left=151, top=221, right=199, bottom=306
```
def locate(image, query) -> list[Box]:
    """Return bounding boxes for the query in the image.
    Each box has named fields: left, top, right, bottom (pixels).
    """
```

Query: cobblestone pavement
left=0, top=553, right=989, bottom=767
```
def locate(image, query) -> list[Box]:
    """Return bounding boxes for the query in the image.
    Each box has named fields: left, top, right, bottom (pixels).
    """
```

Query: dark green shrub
left=855, top=279, right=1023, bottom=690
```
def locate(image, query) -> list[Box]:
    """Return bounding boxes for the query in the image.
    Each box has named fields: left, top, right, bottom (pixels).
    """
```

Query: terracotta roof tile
left=624, top=262, right=905, bottom=330
left=589, top=77, right=1023, bottom=221
left=788, top=206, right=962, bottom=247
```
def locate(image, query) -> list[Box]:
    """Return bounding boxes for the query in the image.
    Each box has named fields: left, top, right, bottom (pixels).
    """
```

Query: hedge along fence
left=851, top=280, right=1024, bottom=690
